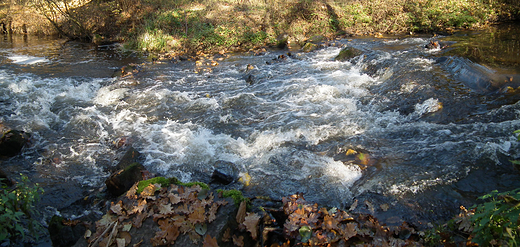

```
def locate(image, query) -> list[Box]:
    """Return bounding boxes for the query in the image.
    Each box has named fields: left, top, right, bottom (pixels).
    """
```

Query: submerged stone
left=334, top=47, right=363, bottom=61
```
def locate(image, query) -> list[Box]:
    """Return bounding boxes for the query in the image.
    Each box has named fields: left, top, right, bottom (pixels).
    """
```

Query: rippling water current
left=1, top=24, right=520, bottom=234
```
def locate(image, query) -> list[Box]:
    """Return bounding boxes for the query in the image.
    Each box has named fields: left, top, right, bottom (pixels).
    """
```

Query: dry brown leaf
left=232, top=235, right=244, bottom=247
left=158, top=203, right=173, bottom=215
left=189, top=231, right=201, bottom=244
left=342, top=222, right=358, bottom=239
left=126, top=184, right=138, bottom=200
left=236, top=201, right=247, bottom=224
left=380, top=204, right=389, bottom=212
left=141, top=184, right=157, bottom=199
left=222, top=228, right=231, bottom=242
left=207, top=203, right=219, bottom=223
left=323, top=215, right=339, bottom=231
left=130, top=199, right=147, bottom=215
left=110, top=201, right=125, bottom=216
left=156, top=219, right=180, bottom=244
left=132, top=211, right=147, bottom=228
left=118, top=231, right=132, bottom=245
left=188, top=204, right=206, bottom=224
left=168, top=192, right=182, bottom=205
left=243, top=212, right=261, bottom=240
left=202, top=234, right=219, bottom=247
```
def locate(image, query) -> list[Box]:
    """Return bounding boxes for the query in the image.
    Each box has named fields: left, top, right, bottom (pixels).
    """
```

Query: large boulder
left=0, top=130, right=30, bottom=157
left=105, top=162, right=146, bottom=196
left=115, top=146, right=142, bottom=171
left=48, top=215, right=87, bottom=247
left=334, top=47, right=363, bottom=61
left=0, top=168, right=14, bottom=187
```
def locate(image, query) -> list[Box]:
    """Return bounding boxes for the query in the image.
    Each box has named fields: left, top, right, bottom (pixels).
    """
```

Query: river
left=1, top=23, right=520, bottom=242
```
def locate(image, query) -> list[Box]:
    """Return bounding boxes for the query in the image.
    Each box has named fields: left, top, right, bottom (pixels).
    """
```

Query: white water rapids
left=1, top=32, right=520, bottom=228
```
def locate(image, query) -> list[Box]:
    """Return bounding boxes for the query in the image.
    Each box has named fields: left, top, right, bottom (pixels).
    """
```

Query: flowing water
left=1, top=23, right=520, bottom=238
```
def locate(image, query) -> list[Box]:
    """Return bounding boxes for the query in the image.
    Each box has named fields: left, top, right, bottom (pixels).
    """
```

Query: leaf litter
left=87, top=182, right=465, bottom=246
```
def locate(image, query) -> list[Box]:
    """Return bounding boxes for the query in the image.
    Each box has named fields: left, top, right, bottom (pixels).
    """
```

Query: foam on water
left=8, top=54, right=49, bottom=64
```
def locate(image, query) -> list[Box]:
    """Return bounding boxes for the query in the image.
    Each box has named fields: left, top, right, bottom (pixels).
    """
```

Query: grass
left=3, top=0, right=519, bottom=55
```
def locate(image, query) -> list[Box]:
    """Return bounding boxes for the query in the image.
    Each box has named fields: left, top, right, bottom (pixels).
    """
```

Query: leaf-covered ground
left=82, top=178, right=482, bottom=247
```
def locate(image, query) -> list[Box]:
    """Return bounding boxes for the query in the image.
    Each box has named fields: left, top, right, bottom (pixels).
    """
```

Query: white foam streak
left=9, top=54, right=49, bottom=64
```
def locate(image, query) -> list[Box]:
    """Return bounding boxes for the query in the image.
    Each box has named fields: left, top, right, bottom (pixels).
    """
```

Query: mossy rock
left=136, top=176, right=209, bottom=194
left=334, top=47, right=363, bottom=61
left=217, top=189, right=248, bottom=205
left=302, top=42, right=318, bottom=53
left=105, top=162, right=145, bottom=196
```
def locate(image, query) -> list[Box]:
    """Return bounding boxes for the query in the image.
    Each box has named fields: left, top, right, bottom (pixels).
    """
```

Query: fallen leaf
left=299, top=225, right=312, bottom=243
left=380, top=204, right=389, bottom=212
left=111, top=201, right=124, bottom=216
left=122, top=223, right=132, bottom=232
left=341, top=222, right=358, bottom=239
left=202, top=234, right=219, bottom=247
left=243, top=212, right=261, bottom=240
left=195, top=223, right=207, bottom=236
left=236, top=201, right=247, bottom=224
left=232, top=235, right=244, bottom=247
left=118, top=231, right=132, bottom=245
left=207, top=203, right=219, bottom=222
left=158, top=203, right=173, bottom=215
left=168, top=192, right=182, bottom=205
left=116, top=238, right=125, bottom=247
left=141, top=184, right=157, bottom=199
left=188, top=203, right=206, bottom=223
left=222, top=228, right=231, bottom=242
left=126, top=184, right=138, bottom=200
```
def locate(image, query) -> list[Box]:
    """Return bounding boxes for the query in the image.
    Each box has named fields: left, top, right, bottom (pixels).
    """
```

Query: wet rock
left=211, top=160, right=239, bottom=185
left=115, top=146, right=142, bottom=171
left=105, top=162, right=146, bottom=196
left=0, top=168, right=13, bottom=187
left=309, top=35, right=326, bottom=44
left=425, top=40, right=447, bottom=49
left=111, top=64, right=140, bottom=78
left=302, top=42, right=318, bottom=53
left=48, top=215, right=86, bottom=247
left=276, top=33, right=289, bottom=48
left=334, top=47, right=363, bottom=61
left=0, top=130, right=30, bottom=157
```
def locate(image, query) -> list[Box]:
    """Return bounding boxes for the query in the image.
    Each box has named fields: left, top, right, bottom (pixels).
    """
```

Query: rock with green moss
left=136, top=176, right=209, bottom=194
left=105, top=162, right=145, bottom=196
left=302, top=42, right=318, bottom=52
left=218, top=189, right=248, bottom=205
left=334, top=47, right=363, bottom=61
left=137, top=176, right=179, bottom=193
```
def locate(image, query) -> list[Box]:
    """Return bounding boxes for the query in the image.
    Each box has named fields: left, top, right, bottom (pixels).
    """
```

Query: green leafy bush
left=0, top=174, right=44, bottom=242
left=470, top=188, right=520, bottom=246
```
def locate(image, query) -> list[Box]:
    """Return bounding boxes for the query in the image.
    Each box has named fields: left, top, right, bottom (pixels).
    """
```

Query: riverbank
left=1, top=0, right=519, bottom=55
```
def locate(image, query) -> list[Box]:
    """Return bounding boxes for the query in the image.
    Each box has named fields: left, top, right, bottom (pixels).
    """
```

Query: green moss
left=217, top=189, right=248, bottom=205
left=181, top=181, right=209, bottom=190
left=136, top=176, right=208, bottom=194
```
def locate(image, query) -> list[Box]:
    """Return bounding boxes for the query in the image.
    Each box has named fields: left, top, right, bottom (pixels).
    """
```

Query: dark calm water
left=1, top=23, right=520, bottom=241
